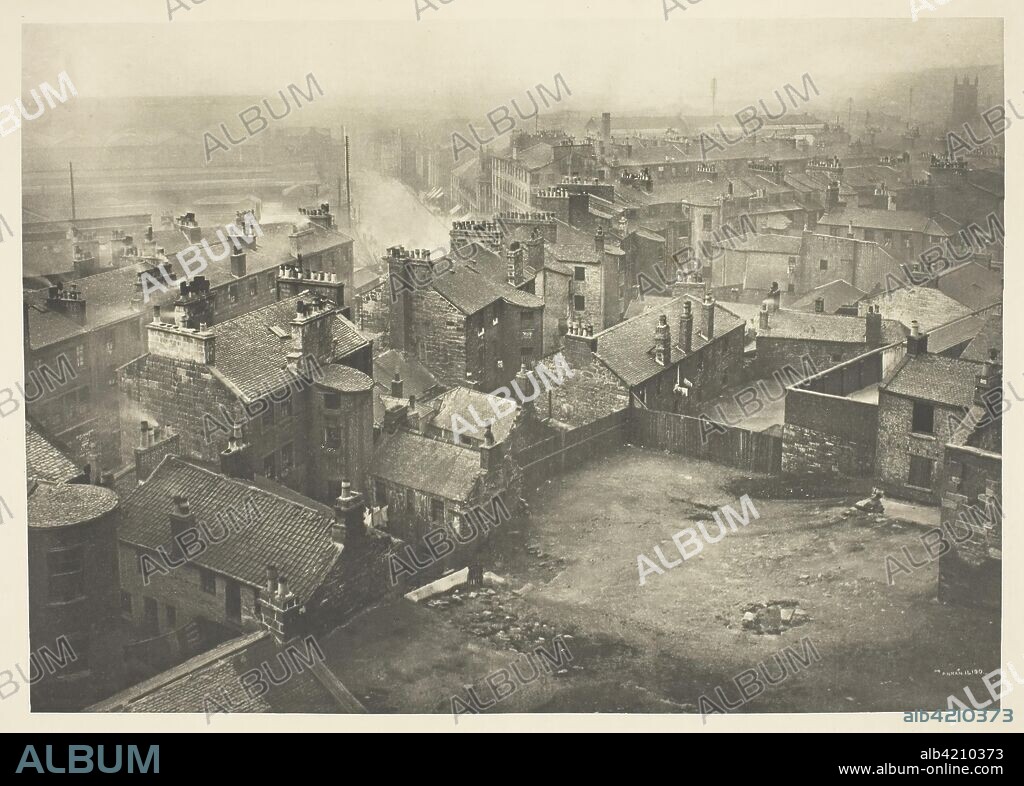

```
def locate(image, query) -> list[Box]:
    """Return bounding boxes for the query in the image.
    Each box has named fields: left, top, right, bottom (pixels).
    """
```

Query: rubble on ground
left=741, top=600, right=810, bottom=634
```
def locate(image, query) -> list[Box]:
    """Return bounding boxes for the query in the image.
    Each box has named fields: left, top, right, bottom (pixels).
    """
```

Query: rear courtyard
left=330, top=446, right=999, bottom=716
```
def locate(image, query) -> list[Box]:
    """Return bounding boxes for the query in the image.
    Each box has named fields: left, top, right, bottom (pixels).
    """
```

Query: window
left=249, top=278, right=258, bottom=296
left=229, top=285, right=239, bottom=304
left=431, top=498, right=445, bottom=521
left=520, top=347, right=535, bottom=368
left=787, top=256, right=797, bottom=275
left=323, top=392, right=340, bottom=409
left=261, top=402, right=274, bottom=429
left=120, top=591, right=133, bottom=618
left=908, top=455, right=934, bottom=489
left=200, top=568, right=217, bottom=595
left=105, top=337, right=115, bottom=355
left=280, top=443, right=294, bottom=474
left=166, top=604, right=177, bottom=629
left=702, top=215, right=713, bottom=231
left=47, top=548, right=84, bottom=603
left=787, top=282, right=795, bottom=293
left=573, top=295, right=586, bottom=312
left=520, top=311, right=534, bottom=326
left=864, top=229, right=875, bottom=241
left=819, top=259, right=828, bottom=271
left=374, top=478, right=388, bottom=507
left=883, top=231, right=893, bottom=244
left=573, top=266, right=586, bottom=281
left=324, top=427, right=341, bottom=448
left=142, top=597, right=159, bottom=635
left=911, top=401, right=934, bottom=435
left=75, top=344, right=85, bottom=368
left=280, top=397, right=293, bottom=418
left=263, top=453, right=276, bottom=479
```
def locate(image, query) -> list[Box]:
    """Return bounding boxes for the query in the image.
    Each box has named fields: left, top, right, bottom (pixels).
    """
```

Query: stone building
left=118, top=293, right=374, bottom=503
left=876, top=324, right=988, bottom=503
left=550, top=293, right=746, bottom=425
left=386, top=246, right=544, bottom=391
left=27, top=423, right=124, bottom=711
left=755, top=294, right=906, bottom=376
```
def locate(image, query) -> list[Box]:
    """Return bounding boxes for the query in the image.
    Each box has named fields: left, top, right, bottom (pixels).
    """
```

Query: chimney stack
left=480, top=425, right=503, bottom=474
left=814, top=297, right=825, bottom=313
left=168, top=495, right=196, bottom=563
left=595, top=227, right=605, bottom=256
left=230, top=247, right=247, bottom=278
left=679, top=300, right=693, bottom=354
left=654, top=313, right=671, bottom=366
left=333, top=480, right=366, bottom=546
left=767, top=281, right=781, bottom=312
left=759, top=303, right=771, bottom=331
left=865, top=305, right=882, bottom=348
left=702, top=292, right=716, bottom=340
left=220, top=424, right=254, bottom=480
left=290, top=296, right=336, bottom=362
left=906, top=320, right=929, bottom=356
left=974, top=349, right=1002, bottom=411
left=390, top=373, right=404, bottom=398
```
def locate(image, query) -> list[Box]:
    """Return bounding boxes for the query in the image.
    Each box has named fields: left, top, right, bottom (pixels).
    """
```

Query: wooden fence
left=516, top=409, right=630, bottom=487
left=630, top=408, right=782, bottom=474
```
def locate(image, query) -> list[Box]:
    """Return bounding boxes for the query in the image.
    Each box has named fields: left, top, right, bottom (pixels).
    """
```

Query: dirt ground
left=330, top=446, right=999, bottom=716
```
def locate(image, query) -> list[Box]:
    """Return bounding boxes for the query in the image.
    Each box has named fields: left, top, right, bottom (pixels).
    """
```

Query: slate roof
left=927, top=312, right=991, bottom=355
left=760, top=310, right=906, bottom=344
left=26, top=421, right=82, bottom=484
left=431, top=264, right=543, bottom=315
left=24, top=304, right=86, bottom=350
left=934, top=261, right=1002, bottom=311
left=593, top=294, right=744, bottom=387
left=373, top=350, right=441, bottom=400
left=817, top=207, right=959, bottom=236
left=89, top=630, right=363, bottom=713
left=960, top=312, right=1002, bottom=363
left=716, top=233, right=802, bottom=254
left=789, top=280, right=868, bottom=314
left=207, top=296, right=369, bottom=401
left=27, top=481, right=118, bottom=529
left=368, top=431, right=481, bottom=502
left=419, top=386, right=518, bottom=445
left=119, top=456, right=341, bottom=602
left=318, top=364, right=374, bottom=393
left=859, top=286, right=973, bottom=333
left=881, top=354, right=983, bottom=408
left=515, top=143, right=556, bottom=171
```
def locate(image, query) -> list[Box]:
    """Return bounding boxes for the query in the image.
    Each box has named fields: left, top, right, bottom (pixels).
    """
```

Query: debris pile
left=741, top=600, right=810, bottom=634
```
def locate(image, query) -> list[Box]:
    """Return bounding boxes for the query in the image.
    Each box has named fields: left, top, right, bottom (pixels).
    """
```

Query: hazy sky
left=23, top=18, right=1002, bottom=114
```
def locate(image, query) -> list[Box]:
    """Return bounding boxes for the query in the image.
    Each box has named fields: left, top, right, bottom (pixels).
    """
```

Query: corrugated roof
left=119, top=456, right=341, bottom=602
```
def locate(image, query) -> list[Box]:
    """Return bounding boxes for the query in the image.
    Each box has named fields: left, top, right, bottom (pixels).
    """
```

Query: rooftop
left=119, top=456, right=342, bottom=602
left=26, top=421, right=82, bottom=484
left=817, top=207, right=959, bottom=236
left=368, top=430, right=481, bottom=503
left=27, top=480, right=118, bottom=529
left=860, top=285, right=973, bottom=333
left=881, top=353, right=983, bottom=408
left=593, top=294, right=745, bottom=387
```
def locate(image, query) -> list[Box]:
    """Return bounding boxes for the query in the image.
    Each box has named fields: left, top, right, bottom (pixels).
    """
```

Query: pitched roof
left=431, top=264, right=543, bottom=315
left=881, top=354, right=982, bottom=408
left=24, top=304, right=86, bottom=350
left=960, top=312, right=1002, bottom=364
left=119, top=456, right=342, bottom=602
left=759, top=310, right=906, bottom=344
left=419, top=386, right=518, bottom=445
left=368, top=431, right=481, bottom=502
left=817, top=207, right=958, bottom=235
left=933, top=261, right=1002, bottom=311
left=373, top=350, right=441, bottom=400
left=515, top=143, right=556, bottom=171
left=593, top=295, right=744, bottom=387
left=206, top=296, right=369, bottom=401
left=89, top=630, right=363, bottom=713
left=26, top=421, right=82, bottom=484
left=789, top=280, right=867, bottom=314
left=716, top=233, right=802, bottom=254
left=860, top=286, right=973, bottom=333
